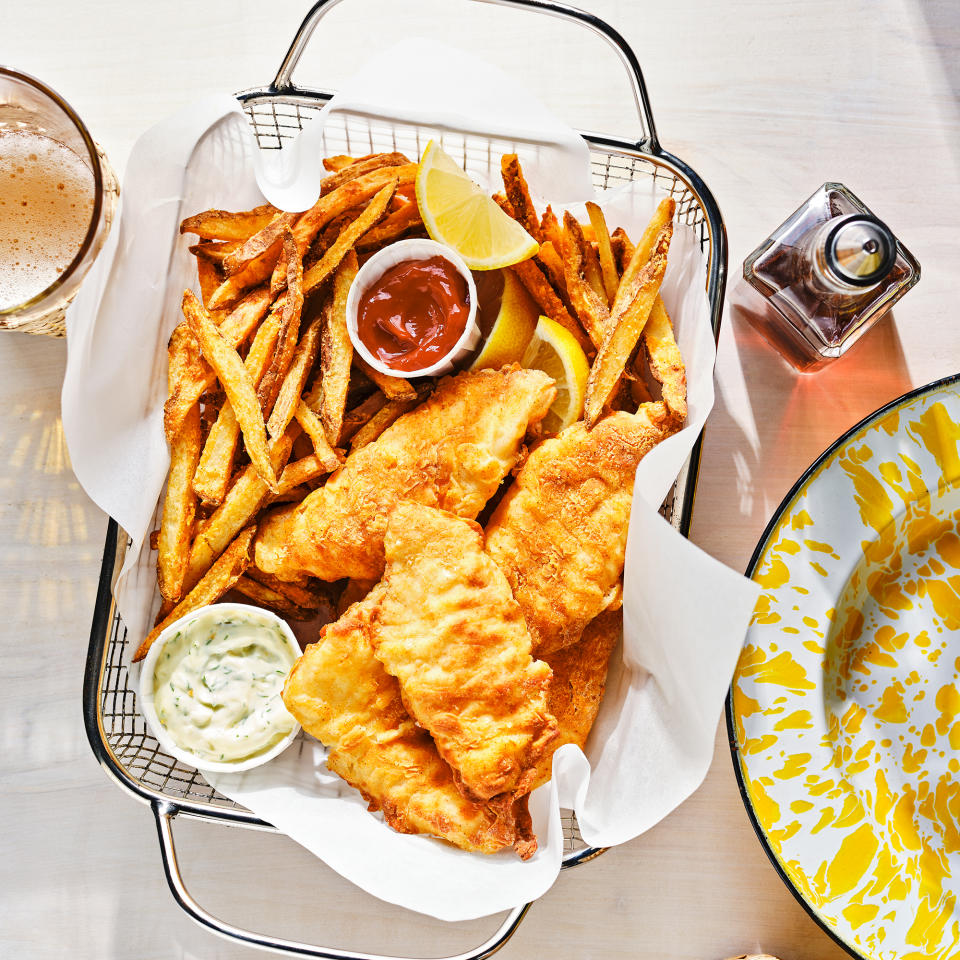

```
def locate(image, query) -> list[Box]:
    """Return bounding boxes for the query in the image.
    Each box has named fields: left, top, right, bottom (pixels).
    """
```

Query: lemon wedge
left=416, top=141, right=539, bottom=270
left=470, top=270, right=539, bottom=370
left=521, top=315, right=590, bottom=434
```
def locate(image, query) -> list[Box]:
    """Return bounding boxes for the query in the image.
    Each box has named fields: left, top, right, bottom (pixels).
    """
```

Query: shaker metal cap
left=825, top=214, right=897, bottom=287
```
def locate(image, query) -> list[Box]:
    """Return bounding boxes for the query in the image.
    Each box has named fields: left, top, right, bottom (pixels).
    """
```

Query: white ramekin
left=346, top=238, right=480, bottom=378
left=138, top=602, right=301, bottom=774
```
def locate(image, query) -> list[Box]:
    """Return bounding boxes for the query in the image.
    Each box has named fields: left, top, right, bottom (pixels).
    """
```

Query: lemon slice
left=521, top=315, right=590, bottom=434
left=416, top=141, right=539, bottom=270
left=470, top=270, right=539, bottom=370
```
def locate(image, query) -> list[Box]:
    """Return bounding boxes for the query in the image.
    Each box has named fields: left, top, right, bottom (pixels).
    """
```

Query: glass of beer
left=0, top=67, right=114, bottom=334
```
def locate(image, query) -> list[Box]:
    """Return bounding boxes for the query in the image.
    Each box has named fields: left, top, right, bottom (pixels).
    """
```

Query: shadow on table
left=915, top=1, right=960, bottom=104
left=705, top=278, right=913, bottom=540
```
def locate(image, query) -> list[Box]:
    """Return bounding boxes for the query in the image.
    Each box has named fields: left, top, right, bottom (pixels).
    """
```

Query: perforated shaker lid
left=824, top=214, right=897, bottom=287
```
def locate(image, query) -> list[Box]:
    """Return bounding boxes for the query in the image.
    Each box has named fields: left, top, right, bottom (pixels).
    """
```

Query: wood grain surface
left=2, top=1, right=958, bottom=957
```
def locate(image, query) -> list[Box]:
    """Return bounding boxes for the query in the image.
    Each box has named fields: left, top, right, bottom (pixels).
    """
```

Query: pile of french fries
left=136, top=150, right=686, bottom=662
left=494, top=156, right=686, bottom=428
left=136, top=153, right=431, bottom=661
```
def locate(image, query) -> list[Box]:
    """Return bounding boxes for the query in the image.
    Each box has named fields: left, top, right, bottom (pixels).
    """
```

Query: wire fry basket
left=83, top=1, right=726, bottom=956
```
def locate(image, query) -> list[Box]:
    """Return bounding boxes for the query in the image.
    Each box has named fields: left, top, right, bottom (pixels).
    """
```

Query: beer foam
left=0, top=130, right=95, bottom=310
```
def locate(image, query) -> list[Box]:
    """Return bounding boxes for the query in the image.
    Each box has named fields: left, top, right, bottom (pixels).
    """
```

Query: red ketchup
left=356, top=256, right=470, bottom=372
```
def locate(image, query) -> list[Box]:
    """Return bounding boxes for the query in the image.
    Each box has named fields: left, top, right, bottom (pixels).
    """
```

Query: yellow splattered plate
left=729, top=375, right=960, bottom=960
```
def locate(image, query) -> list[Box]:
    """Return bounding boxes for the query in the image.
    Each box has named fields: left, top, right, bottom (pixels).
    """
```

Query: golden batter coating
left=529, top=609, right=622, bottom=791
left=485, top=403, right=676, bottom=656
left=255, top=365, right=556, bottom=582
left=282, top=594, right=537, bottom=858
left=368, top=502, right=557, bottom=801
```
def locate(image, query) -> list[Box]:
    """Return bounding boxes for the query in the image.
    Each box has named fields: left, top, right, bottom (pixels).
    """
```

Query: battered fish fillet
left=368, top=502, right=556, bottom=801
left=485, top=402, right=676, bottom=656
left=529, top=610, right=621, bottom=791
left=283, top=595, right=537, bottom=858
left=255, top=365, right=555, bottom=582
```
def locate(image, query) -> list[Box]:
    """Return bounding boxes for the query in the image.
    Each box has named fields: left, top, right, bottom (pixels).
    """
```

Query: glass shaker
left=743, top=182, right=920, bottom=371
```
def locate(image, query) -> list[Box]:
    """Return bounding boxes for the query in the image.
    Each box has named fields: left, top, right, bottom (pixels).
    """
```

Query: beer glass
left=0, top=67, right=113, bottom=334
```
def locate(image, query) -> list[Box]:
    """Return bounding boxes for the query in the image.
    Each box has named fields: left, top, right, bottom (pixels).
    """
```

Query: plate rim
left=725, top=369, right=960, bottom=960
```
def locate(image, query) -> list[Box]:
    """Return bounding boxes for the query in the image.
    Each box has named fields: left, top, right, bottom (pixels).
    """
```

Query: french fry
left=356, top=202, right=423, bottom=252
left=222, top=211, right=297, bottom=277
left=258, top=230, right=304, bottom=417
left=354, top=356, right=417, bottom=400
left=302, top=374, right=323, bottom=413
left=611, top=198, right=674, bottom=320
left=323, top=155, right=355, bottom=172
left=246, top=567, right=330, bottom=611
left=582, top=238, right=606, bottom=303
left=180, top=205, right=278, bottom=241
left=278, top=450, right=340, bottom=492
left=149, top=529, right=160, bottom=551
left=535, top=240, right=569, bottom=303
left=394, top=181, right=417, bottom=205
left=271, top=485, right=311, bottom=503
left=267, top=313, right=322, bottom=439
left=586, top=202, right=618, bottom=304
left=193, top=403, right=240, bottom=507
left=184, top=434, right=293, bottom=592
left=190, top=240, right=242, bottom=265
left=163, top=322, right=205, bottom=446
left=196, top=256, right=223, bottom=308
left=508, top=259, right=593, bottom=355
left=270, top=164, right=415, bottom=292
left=611, top=227, right=635, bottom=274
left=501, top=154, right=541, bottom=241
left=319, top=250, right=358, bottom=443
left=305, top=213, right=351, bottom=270
left=136, top=526, right=257, bottom=661
left=193, top=309, right=283, bottom=505
left=540, top=205, right=563, bottom=250
left=153, top=596, right=175, bottom=627
left=182, top=289, right=277, bottom=491
left=157, top=402, right=201, bottom=603
left=163, top=286, right=272, bottom=440
left=584, top=221, right=673, bottom=427
left=643, top=296, right=687, bottom=421
left=208, top=167, right=404, bottom=307
left=349, top=395, right=419, bottom=450
left=207, top=247, right=281, bottom=311
left=560, top=212, right=609, bottom=347
left=320, top=152, right=409, bottom=196
left=295, top=400, right=342, bottom=466
left=232, top=575, right=313, bottom=620
left=301, top=181, right=395, bottom=297
left=338, top=390, right=387, bottom=443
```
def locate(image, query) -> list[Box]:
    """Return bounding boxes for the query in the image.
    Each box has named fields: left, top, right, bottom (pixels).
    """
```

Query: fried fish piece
left=368, top=502, right=556, bottom=800
left=282, top=595, right=537, bottom=858
left=485, top=403, right=676, bottom=656
left=255, top=365, right=556, bottom=582
left=529, top=610, right=621, bottom=791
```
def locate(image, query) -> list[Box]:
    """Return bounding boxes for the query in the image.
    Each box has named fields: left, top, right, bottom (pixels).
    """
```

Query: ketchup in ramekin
left=346, top=239, right=480, bottom=379
left=356, top=256, right=470, bottom=373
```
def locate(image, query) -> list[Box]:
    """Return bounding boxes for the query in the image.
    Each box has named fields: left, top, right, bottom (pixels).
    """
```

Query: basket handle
left=151, top=800, right=530, bottom=960
left=270, top=0, right=660, bottom=151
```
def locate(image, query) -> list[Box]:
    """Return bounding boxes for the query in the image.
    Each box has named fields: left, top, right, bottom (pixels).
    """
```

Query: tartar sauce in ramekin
left=149, top=606, right=298, bottom=765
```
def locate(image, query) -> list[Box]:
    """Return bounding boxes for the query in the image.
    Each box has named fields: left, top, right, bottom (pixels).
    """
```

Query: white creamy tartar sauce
left=151, top=607, right=298, bottom=763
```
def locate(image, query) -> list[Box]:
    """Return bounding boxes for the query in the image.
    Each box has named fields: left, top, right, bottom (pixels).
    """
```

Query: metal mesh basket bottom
left=93, top=94, right=713, bottom=863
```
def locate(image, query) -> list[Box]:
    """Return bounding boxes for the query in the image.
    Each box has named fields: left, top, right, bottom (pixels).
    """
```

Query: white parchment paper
left=63, top=45, right=759, bottom=921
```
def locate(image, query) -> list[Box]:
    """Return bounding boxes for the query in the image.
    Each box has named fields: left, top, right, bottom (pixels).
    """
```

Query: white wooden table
left=3, top=1, right=958, bottom=957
